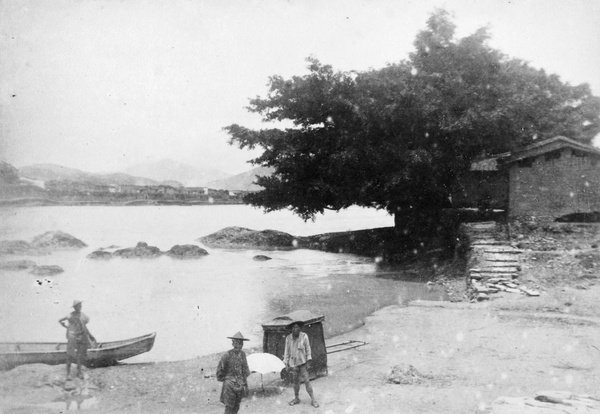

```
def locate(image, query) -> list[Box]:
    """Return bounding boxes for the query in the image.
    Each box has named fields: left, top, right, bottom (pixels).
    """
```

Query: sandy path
left=2, top=293, right=598, bottom=414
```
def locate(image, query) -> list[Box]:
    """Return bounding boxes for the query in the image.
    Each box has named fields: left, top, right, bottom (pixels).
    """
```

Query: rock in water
left=198, top=227, right=302, bottom=249
left=0, top=240, right=37, bottom=255
left=30, top=265, right=64, bottom=276
left=0, top=260, right=37, bottom=271
left=197, top=227, right=255, bottom=247
left=253, top=255, right=272, bottom=261
left=166, top=244, right=209, bottom=259
left=113, top=242, right=163, bottom=258
left=87, top=250, right=113, bottom=260
left=30, top=231, right=87, bottom=249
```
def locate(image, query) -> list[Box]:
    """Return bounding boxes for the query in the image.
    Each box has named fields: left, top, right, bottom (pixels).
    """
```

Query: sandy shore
left=2, top=284, right=599, bottom=414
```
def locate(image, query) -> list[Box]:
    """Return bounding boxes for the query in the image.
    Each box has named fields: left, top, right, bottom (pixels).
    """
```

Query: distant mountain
left=19, top=164, right=182, bottom=187
left=20, top=164, right=91, bottom=182
left=98, top=173, right=180, bottom=187
left=0, top=161, right=48, bottom=199
left=123, top=159, right=231, bottom=187
left=206, top=166, right=273, bottom=191
left=0, top=161, right=20, bottom=185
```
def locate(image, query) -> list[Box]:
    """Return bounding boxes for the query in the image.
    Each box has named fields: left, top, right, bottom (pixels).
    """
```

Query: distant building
left=180, top=187, right=205, bottom=196
left=453, top=136, right=600, bottom=220
left=506, top=136, right=600, bottom=219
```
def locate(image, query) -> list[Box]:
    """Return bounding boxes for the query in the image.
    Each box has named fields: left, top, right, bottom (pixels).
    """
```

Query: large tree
left=224, top=10, right=600, bottom=231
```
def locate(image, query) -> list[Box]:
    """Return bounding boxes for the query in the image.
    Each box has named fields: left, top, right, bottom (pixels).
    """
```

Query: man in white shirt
left=283, top=321, right=319, bottom=408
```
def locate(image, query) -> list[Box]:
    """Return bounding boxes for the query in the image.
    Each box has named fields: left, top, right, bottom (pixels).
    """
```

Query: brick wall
left=509, top=148, right=600, bottom=219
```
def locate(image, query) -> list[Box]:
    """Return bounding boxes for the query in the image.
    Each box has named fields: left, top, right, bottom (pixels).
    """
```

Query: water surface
left=0, top=205, right=446, bottom=362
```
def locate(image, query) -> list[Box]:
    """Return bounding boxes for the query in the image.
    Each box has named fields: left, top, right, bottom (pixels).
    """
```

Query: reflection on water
left=36, top=396, right=98, bottom=412
left=0, top=205, right=446, bottom=363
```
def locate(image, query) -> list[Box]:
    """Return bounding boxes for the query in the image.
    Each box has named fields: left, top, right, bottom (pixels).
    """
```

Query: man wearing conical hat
left=216, top=332, right=251, bottom=414
left=58, top=300, right=96, bottom=380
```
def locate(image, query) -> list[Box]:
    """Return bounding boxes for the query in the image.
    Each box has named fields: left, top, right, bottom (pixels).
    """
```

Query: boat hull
left=0, top=332, right=156, bottom=370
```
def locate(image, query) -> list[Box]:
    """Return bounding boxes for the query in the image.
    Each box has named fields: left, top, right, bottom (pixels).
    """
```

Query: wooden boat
left=0, top=332, right=156, bottom=370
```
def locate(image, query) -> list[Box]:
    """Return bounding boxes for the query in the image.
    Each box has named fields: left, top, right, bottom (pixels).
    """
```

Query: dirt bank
left=1, top=283, right=599, bottom=414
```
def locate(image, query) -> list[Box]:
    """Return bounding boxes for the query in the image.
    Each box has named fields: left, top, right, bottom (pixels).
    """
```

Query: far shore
left=0, top=197, right=245, bottom=207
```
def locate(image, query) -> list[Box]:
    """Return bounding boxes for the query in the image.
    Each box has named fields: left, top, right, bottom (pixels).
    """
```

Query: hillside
left=124, top=159, right=230, bottom=187
left=19, top=164, right=182, bottom=187
left=0, top=161, right=20, bottom=185
left=206, top=166, right=273, bottom=191
left=0, top=161, right=47, bottom=199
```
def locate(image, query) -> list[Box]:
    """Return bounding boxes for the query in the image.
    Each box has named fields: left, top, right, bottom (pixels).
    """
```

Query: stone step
left=477, top=268, right=519, bottom=273
left=472, top=240, right=509, bottom=245
left=471, top=272, right=519, bottom=279
left=480, top=254, right=518, bottom=258
left=470, top=267, right=519, bottom=273
left=484, top=256, right=521, bottom=262
left=464, top=222, right=497, bottom=229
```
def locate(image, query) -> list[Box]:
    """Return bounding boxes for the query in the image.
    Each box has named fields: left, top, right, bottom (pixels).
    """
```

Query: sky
left=0, top=0, right=599, bottom=175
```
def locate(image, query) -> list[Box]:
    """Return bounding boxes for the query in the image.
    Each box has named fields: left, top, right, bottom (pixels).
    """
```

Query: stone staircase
left=460, top=221, right=539, bottom=301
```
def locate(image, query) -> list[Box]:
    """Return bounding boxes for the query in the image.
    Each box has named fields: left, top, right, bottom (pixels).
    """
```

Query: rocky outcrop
left=30, top=265, right=64, bottom=276
left=30, top=231, right=87, bottom=249
left=0, top=260, right=37, bottom=271
left=198, top=227, right=305, bottom=249
left=253, top=255, right=272, bottom=261
left=1, top=231, right=86, bottom=256
left=234, top=229, right=299, bottom=248
left=197, top=226, right=404, bottom=257
left=490, top=391, right=600, bottom=413
left=165, top=244, right=208, bottom=259
left=88, top=243, right=209, bottom=259
left=385, top=363, right=449, bottom=386
left=87, top=250, right=113, bottom=260
left=0, top=240, right=41, bottom=256
left=0, top=259, right=63, bottom=275
left=113, top=242, right=163, bottom=258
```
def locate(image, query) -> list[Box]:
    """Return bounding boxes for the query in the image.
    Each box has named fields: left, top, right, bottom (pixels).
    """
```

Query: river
left=0, top=205, right=447, bottom=363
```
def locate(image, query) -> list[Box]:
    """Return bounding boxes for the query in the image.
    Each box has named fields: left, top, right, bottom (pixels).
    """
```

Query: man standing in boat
left=216, top=332, right=251, bottom=414
left=58, top=300, right=95, bottom=380
left=284, top=321, right=319, bottom=408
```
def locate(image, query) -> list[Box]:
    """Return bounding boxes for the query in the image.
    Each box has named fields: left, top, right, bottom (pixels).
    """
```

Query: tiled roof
left=469, top=136, right=600, bottom=170
left=507, top=136, right=600, bottom=163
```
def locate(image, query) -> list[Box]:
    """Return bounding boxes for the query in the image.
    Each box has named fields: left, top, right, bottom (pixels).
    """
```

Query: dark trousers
left=224, top=399, right=241, bottom=414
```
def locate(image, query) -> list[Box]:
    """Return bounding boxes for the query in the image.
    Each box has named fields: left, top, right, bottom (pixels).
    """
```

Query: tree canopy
left=224, top=9, right=600, bottom=227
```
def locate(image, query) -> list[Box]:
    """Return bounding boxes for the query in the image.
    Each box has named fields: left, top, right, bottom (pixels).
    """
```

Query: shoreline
left=0, top=197, right=246, bottom=207
left=2, top=221, right=600, bottom=412
left=2, top=287, right=599, bottom=413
